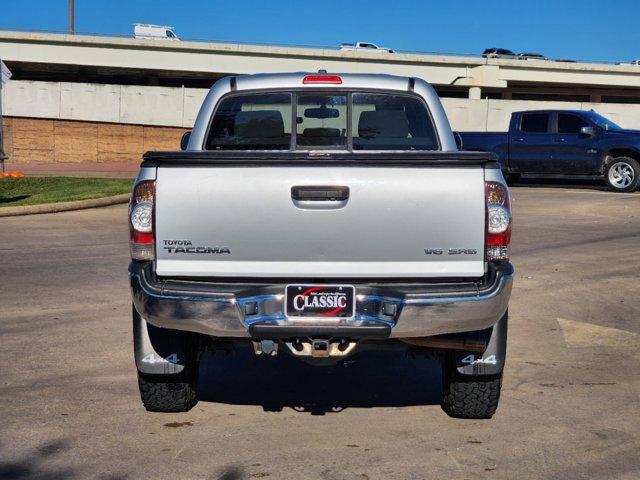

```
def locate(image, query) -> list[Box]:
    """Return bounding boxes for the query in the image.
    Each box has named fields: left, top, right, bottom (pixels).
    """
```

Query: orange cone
left=0, top=171, right=26, bottom=179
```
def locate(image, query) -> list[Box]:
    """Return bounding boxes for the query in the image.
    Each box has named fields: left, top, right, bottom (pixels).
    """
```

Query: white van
left=133, top=24, right=179, bottom=41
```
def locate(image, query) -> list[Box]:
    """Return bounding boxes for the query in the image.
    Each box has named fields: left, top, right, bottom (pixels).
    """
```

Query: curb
left=0, top=193, right=130, bottom=217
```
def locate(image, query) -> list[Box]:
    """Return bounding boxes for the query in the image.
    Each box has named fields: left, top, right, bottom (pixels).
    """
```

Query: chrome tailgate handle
left=291, top=186, right=349, bottom=201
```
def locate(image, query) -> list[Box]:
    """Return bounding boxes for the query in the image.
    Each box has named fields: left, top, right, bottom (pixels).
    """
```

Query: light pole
left=69, top=0, right=75, bottom=34
left=0, top=60, right=10, bottom=171
left=0, top=73, right=4, bottom=171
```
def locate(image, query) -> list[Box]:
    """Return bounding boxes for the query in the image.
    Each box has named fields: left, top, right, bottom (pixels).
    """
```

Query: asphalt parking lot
left=1, top=181, right=639, bottom=480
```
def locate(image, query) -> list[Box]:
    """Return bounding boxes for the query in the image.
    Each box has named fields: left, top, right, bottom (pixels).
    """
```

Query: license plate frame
left=284, top=284, right=356, bottom=321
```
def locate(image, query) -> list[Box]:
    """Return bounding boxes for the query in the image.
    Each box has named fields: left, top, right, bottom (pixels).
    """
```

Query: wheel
left=136, top=333, right=201, bottom=412
left=504, top=172, right=521, bottom=186
left=605, top=157, right=640, bottom=192
left=441, top=356, right=503, bottom=419
left=138, top=368, right=199, bottom=413
left=133, top=304, right=202, bottom=412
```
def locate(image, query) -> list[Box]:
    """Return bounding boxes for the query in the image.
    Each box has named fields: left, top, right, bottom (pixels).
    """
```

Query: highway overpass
left=2, top=30, right=640, bottom=165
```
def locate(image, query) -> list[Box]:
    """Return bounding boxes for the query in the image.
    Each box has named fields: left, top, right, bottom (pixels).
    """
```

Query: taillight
left=129, top=180, right=155, bottom=260
left=302, top=75, right=342, bottom=84
left=485, top=181, right=511, bottom=262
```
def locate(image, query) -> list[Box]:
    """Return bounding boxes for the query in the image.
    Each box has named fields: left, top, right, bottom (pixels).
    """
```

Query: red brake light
left=302, top=75, right=342, bottom=84
left=129, top=180, right=155, bottom=260
left=485, top=181, right=512, bottom=262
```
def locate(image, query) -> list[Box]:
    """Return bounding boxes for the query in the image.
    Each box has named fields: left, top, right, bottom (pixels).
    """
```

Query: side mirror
left=180, top=131, right=191, bottom=150
left=580, top=126, right=596, bottom=137
left=453, top=132, right=464, bottom=150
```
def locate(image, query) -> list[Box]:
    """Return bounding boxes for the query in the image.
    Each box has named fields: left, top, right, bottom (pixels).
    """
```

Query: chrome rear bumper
left=130, top=262, right=513, bottom=339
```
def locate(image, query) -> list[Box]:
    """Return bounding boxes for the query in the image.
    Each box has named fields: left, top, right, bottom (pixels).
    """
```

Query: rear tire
left=604, top=157, right=640, bottom=192
left=138, top=369, right=199, bottom=413
left=136, top=331, right=202, bottom=412
left=441, top=357, right=503, bottom=419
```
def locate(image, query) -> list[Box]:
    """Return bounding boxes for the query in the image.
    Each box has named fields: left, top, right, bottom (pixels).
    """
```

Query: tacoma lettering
left=164, top=246, right=231, bottom=254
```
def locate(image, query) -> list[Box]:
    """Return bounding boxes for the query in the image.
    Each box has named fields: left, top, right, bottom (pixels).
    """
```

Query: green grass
left=0, top=177, right=133, bottom=208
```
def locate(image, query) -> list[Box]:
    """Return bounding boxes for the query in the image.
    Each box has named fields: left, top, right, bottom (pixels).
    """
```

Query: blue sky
left=2, top=0, right=639, bottom=63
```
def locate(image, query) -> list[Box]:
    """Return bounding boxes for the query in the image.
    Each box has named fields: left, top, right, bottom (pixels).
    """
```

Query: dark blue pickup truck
left=458, top=110, right=640, bottom=192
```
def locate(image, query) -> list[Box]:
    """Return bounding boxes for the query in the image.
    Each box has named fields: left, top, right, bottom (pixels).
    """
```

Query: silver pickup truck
left=129, top=72, right=513, bottom=418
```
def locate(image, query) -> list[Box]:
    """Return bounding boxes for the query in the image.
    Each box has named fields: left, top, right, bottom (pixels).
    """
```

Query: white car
left=133, top=23, right=179, bottom=40
left=517, top=52, right=549, bottom=61
left=339, top=41, right=395, bottom=53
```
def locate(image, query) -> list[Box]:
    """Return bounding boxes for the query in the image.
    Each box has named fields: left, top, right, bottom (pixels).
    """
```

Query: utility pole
left=0, top=59, right=11, bottom=172
left=0, top=73, right=4, bottom=172
left=69, top=0, right=75, bottom=34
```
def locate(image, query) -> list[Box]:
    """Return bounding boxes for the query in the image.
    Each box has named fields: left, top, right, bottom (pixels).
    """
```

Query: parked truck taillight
left=129, top=180, right=155, bottom=260
left=485, top=181, right=512, bottom=262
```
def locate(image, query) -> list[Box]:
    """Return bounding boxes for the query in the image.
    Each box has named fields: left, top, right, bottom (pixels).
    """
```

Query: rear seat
left=233, top=110, right=288, bottom=147
left=298, top=128, right=342, bottom=146
left=358, top=110, right=409, bottom=140
left=355, top=110, right=435, bottom=149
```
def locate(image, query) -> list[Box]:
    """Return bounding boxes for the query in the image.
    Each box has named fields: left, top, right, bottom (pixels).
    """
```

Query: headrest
left=235, top=110, right=284, bottom=138
left=302, top=128, right=341, bottom=137
left=358, top=110, right=409, bottom=139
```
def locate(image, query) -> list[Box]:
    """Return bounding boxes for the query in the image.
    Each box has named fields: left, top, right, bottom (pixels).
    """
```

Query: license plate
left=285, top=285, right=355, bottom=320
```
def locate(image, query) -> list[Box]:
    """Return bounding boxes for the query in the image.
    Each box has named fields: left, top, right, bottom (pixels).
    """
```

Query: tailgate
left=154, top=166, right=486, bottom=278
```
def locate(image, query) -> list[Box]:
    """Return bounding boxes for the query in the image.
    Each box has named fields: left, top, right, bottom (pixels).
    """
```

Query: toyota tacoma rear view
left=128, top=72, right=514, bottom=419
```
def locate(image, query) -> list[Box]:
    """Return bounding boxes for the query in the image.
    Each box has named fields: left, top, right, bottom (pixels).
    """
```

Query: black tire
left=604, top=157, right=640, bottom=192
left=138, top=369, right=199, bottom=412
left=504, top=172, right=521, bottom=186
left=137, top=332, right=201, bottom=413
left=441, top=359, right=502, bottom=419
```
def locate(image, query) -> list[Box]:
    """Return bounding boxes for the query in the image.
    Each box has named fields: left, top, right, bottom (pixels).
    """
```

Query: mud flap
left=454, top=310, right=508, bottom=376
left=132, top=304, right=196, bottom=375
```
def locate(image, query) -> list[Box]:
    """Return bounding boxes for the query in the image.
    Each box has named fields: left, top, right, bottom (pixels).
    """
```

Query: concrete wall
left=2, top=80, right=206, bottom=128
left=5, top=80, right=640, bottom=134
left=441, top=98, right=640, bottom=131
left=4, top=80, right=640, bottom=163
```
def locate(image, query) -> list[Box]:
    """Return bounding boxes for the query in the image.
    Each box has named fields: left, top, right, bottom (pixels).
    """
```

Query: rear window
left=204, top=91, right=439, bottom=151
left=352, top=93, right=438, bottom=150
left=520, top=113, right=550, bottom=133
left=205, top=93, right=292, bottom=150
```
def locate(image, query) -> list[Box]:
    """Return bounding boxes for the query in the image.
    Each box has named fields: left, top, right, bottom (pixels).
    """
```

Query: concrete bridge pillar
left=468, top=86, right=482, bottom=99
